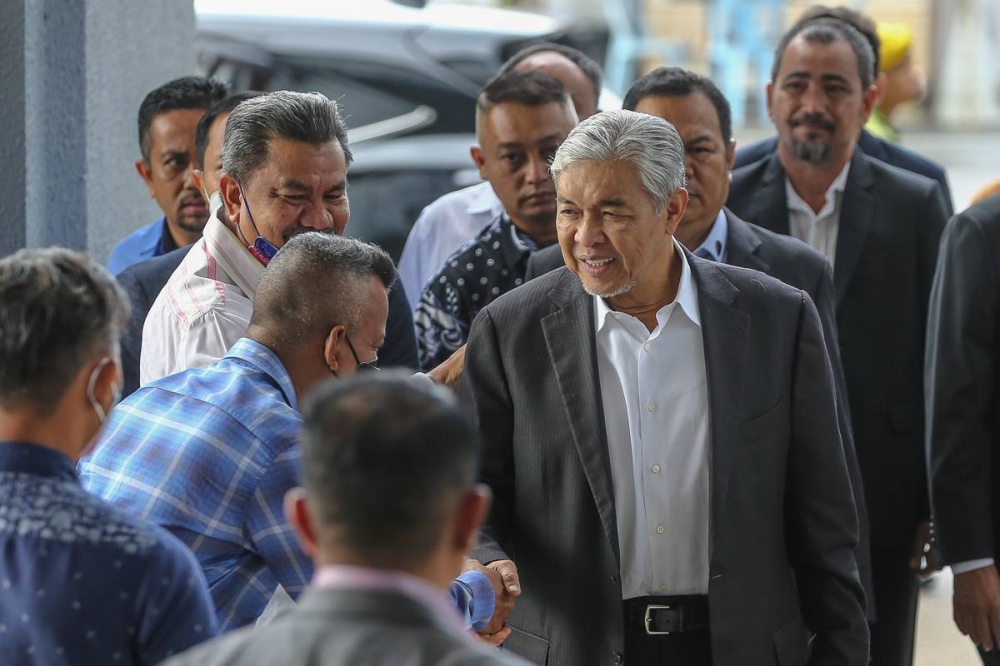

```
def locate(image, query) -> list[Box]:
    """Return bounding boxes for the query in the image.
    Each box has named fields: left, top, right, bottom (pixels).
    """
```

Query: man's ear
left=324, top=325, right=348, bottom=374
left=284, top=488, right=319, bottom=559
left=663, top=188, right=690, bottom=237
left=470, top=145, right=488, bottom=181
left=135, top=159, right=155, bottom=197
left=765, top=81, right=776, bottom=125
left=725, top=138, right=737, bottom=170
left=860, top=83, right=880, bottom=124
left=452, top=484, right=492, bottom=554
left=219, top=173, right=243, bottom=227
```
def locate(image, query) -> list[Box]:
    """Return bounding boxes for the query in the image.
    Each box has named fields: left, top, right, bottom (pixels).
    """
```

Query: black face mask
left=345, top=333, right=379, bottom=373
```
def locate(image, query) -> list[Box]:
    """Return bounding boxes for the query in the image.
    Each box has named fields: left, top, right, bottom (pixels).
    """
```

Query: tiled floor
left=916, top=570, right=981, bottom=665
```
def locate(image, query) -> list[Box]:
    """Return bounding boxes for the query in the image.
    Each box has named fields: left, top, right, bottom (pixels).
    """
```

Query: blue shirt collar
left=0, top=442, right=78, bottom=482
left=224, top=339, right=299, bottom=411
left=154, top=216, right=179, bottom=257
left=692, top=210, right=728, bottom=263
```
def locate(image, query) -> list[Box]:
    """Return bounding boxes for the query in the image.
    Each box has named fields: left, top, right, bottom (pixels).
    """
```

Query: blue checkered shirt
left=80, top=338, right=494, bottom=633
left=80, top=339, right=308, bottom=631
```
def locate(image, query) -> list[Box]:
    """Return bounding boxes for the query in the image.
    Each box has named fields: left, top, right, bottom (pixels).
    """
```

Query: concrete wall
left=0, top=0, right=195, bottom=262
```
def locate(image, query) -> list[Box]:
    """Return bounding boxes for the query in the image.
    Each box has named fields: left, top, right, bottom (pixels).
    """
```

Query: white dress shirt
left=397, top=181, right=504, bottom=312
left=139, top=211, right=264, bottom=385
left=594, top=241, right=711, bottom=598
left=786, top=161, right=851, bottom=265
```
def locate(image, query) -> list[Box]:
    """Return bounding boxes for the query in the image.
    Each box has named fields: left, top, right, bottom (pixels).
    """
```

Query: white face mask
left=86, top=358, right=121, bottom=424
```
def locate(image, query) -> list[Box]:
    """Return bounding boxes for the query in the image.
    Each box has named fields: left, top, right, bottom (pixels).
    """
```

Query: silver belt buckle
left=643, top=604, right=673, bottom=635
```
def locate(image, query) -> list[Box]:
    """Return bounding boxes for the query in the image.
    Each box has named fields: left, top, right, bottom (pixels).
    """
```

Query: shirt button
left=647, top=402, right=657, bottom=412
left=660, top=584, right=669, bottom=592
left=656, top=525, right=665, bottom=534
left=643, top=343, right=651, bottom=352
left=651, top=464, right=660, bottom=474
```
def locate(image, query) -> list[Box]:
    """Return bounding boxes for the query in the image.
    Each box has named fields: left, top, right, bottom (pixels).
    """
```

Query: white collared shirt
left=594, top=241, right=711, bottom=598
left=139, top=211, right=264, bottom=386
left=397, top=181, right=504, bottom=312
left=785, top=160, right=851, bottom=265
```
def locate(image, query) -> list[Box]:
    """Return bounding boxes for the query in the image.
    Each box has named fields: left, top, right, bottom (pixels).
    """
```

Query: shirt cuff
left=952, top=558, right=996, bottom=574
left=454, top=570, right=495, bottom=631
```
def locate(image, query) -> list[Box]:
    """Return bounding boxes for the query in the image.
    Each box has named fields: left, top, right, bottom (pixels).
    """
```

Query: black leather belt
left=624, top=595, right=710, bottom=636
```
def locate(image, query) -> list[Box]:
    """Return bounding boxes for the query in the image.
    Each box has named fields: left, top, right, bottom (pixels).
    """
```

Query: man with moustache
left=413, top=70, right=577, bottom=370
left=397, top=43, right=603, bottom=311
left=525, top=66, right=875, bottom=616
left=109, top=76, right=229, bottom=275
left=461, top=109, right=867, bottom=665
left=726, top=18, right=948, bottom=666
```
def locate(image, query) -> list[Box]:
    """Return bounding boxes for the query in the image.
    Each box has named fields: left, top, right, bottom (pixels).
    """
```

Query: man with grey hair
left=462, top=109, right=868, bottom=664
left=0, top=249, right=218, bottom=664
left=727, top=17, right=949, bottom=666
left=83, top=233, right=497, bottom=633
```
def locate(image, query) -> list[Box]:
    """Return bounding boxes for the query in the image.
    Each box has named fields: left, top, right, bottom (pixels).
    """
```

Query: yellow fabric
left=879, top=23, right=913, bottom=72
left=865, top=108, right=900, bottom=143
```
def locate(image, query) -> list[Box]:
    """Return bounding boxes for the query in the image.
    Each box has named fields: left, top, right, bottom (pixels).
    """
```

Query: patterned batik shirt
left=0, top=442, right=218, bottom=665
left=414, top=216, right=539, bottom=370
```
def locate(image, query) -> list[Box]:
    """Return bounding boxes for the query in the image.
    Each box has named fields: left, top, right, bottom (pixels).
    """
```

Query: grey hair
left=550, top=110, right=687, bottom=213
left=249, top=233, right=396, bottom=351
left=0, top=249, right=130, bottom=414
left=222, top=91, right=353, bottom=185
left=771, top=17, right=876, bottom=89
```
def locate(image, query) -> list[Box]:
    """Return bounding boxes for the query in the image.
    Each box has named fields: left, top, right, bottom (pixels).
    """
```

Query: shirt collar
left=692, top=210, right=728, bottom=263
left=498, top=216, right=538, bottom=269
left=154, top=216, right=180, bottom=256
left=312, top=564, right=468, bottom=637
left=224, top=338, right=299, bottom=411
left=202, top=211, right=265, bottom=298
left=594, top=238, right=702, bottom=333
left=465, top=182, right=505, bottom=216
left=785, top=159, right=852, bottom=218
left=0, top=441, right=78, bottom=482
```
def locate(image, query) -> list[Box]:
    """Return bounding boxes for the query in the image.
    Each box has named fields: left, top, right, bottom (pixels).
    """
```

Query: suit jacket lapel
left=723, top=208, right=770, bottom=274
left=688, top=256, right=749, bottom=556
left=833, top=151, right=875, bottom=310
left=747, top=155, right=791, bottom=236
left=541, top=271, right=621, bottom=566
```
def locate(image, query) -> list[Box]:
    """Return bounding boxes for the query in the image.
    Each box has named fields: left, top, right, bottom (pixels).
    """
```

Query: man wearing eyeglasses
left=81, top=233, right=505, bottom=637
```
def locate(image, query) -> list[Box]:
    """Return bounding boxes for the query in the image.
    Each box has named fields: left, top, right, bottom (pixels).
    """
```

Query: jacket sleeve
left=925, top=211, right=999, bottom=564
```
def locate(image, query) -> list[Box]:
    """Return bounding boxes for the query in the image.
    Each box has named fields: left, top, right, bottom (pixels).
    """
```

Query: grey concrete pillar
left=0, top=0, right=195, bottom=262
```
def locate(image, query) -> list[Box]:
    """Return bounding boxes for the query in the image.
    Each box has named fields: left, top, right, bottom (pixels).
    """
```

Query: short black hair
left=478, top=69, right=570, bottom=116
left=0, top=249, right=130, bottom=414
left=195, top=91, right=263, bottom=170
left=300, top=372, right=480, bottom=563
left=497, top=42, right=603, bottom=103
left=771, top=17, right=876, bottom=89
left=137, top=76, right=230, bottom=161
left=795, top=5, right=881, bottom=73
left=623, top=67, right=733, bottom=143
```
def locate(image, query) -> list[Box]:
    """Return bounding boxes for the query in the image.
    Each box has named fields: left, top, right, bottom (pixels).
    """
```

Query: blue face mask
left=235, top=182, right=279, bottom=266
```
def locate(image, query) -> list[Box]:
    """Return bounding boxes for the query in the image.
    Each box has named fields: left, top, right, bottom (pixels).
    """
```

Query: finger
left=972, top=613, right=993, bottom=650
left=478, top=626, right=512, bottom=647
left=989, top=607, right=1000, bottom=653
left=497, top=561, right=521, bottom=595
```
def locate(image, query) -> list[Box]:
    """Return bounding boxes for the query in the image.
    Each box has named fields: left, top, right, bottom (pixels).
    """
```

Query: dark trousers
left=869, top=543, right=920, bottom=666
left=623, top=597, right=712, bottom=665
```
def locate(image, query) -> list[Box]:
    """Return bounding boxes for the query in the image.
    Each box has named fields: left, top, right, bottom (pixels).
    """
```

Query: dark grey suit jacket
left=734, top=130, right=954, bottom=216
left=727, top=150, right=948, bottom=553
left=463, top=256, right=869, bottom=665
left=116, top=244, right=420, bottom=398
left=926, top=194, right=1000, bottom=566
left=164, top=587, right=524, bottom=666
left=525, top=211, right=875, bottom=616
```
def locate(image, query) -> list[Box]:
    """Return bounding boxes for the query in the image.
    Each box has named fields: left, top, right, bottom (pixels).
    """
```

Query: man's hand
left=426, top=345, right=466, bottom=390
left=910, top=519, right=943, bottom=578
left=464, top=558, right=521, bottom=642
left=954, top=566, right=1000, bottom=651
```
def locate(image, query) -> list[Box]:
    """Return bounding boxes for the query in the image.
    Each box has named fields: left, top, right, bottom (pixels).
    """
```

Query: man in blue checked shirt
left=80, top=233, right=506, bottom=638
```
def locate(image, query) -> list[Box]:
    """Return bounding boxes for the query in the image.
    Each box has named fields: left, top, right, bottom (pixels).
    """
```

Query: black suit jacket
left=727, top=150, right=948, bottom=551
left=463, top=255, right=868, bottom=666
left=734, top=130, right=954, bottom=216
left=926, top=194, right=1000, bottom=565
left=117, top=245, right=419, bottom=398
left=526, top=211, right=874, bottom=616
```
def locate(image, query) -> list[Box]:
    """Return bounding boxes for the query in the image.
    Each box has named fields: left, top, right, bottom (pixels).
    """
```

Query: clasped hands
left=464, top=558, right=520, bottom=646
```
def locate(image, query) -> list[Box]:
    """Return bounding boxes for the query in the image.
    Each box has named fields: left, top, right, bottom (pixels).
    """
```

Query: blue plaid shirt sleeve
left=245, top=447, right=312, bottom=598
